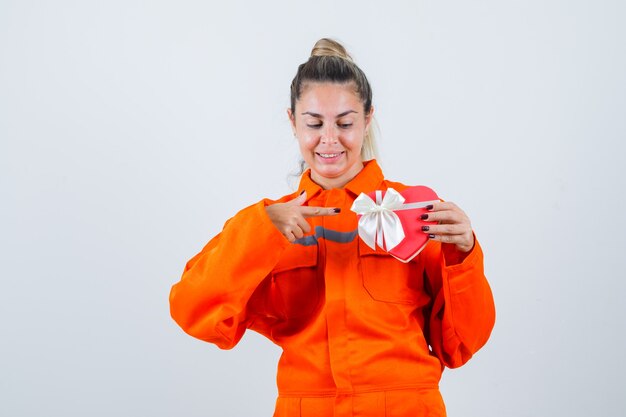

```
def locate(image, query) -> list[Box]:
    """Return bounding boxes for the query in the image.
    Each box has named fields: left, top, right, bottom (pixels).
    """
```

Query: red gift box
left=351, top=186, right=439, bottom=263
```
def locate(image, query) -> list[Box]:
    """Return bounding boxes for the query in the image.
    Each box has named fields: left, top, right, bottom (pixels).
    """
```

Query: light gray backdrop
left=1, top=1, right=625, bottom=416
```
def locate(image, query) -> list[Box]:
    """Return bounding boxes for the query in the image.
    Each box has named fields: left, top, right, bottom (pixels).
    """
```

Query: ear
left=287, top=108, right=297, bottom=135
left=364, top=105, right=374, bottom=130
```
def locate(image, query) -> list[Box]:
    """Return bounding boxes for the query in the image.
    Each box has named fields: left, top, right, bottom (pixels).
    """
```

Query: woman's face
left=288, top=82, right=373, bottom=190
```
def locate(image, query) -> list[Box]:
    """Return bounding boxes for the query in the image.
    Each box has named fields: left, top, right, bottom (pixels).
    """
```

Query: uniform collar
left=297, top=159, right=385, bottom=200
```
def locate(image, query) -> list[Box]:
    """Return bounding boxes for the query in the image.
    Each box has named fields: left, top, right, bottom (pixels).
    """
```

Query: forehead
left=297, top=82, right=361, bottom=114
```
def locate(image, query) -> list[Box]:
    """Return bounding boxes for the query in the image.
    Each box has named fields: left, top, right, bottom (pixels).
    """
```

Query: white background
left=2, top=1, right=625, bottom=416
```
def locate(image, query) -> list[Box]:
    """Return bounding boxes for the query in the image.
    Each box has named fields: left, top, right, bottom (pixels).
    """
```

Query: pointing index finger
left=300, top=206, right=341, bottom=218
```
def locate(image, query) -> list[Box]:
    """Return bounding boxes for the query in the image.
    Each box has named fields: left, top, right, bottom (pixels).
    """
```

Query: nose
left=320, top=125, right=339, bottom=144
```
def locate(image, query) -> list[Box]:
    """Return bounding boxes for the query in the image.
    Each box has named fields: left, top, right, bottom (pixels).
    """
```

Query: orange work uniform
left=169, top=160, right=496, bottom=417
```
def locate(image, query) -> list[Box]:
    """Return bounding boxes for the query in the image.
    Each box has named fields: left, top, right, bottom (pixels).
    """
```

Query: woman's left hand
left=420, top=201, right=475, bottom=253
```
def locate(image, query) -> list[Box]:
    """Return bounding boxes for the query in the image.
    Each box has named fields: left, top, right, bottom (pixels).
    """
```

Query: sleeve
left=169, top=199, right=290, bottom=350
left=422, top=236, right=496, bottom=368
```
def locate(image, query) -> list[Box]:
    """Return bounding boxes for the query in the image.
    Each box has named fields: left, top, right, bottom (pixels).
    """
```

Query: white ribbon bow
left=350, top=188, right=439, bottom=251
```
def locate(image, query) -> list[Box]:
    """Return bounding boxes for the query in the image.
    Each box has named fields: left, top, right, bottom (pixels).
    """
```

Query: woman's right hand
left=265, top=191, right=340, bottom=242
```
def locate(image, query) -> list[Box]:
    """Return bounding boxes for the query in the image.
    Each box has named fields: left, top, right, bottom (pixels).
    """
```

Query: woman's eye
left=339, top=123, right=353, bottom=129
left=307, top=124, right=322, bottom=129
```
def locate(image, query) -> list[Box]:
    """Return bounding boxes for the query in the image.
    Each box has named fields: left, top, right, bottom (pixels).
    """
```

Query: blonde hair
left=290, top=38, right=379, bottom=163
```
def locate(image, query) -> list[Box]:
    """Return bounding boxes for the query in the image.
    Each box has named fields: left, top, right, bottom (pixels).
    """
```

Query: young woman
left=170, top=38, right=495, bottom=417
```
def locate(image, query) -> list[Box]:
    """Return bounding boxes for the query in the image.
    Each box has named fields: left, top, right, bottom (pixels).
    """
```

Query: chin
left=313, top=164, right=346, bottom=179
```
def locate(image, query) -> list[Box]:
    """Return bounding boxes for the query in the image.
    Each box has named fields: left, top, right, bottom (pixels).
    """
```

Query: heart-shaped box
left=354, top=186, right=439, bottom=263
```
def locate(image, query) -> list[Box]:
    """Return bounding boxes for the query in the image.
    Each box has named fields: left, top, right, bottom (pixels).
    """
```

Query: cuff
left=442, top=233, right=481, bottom=271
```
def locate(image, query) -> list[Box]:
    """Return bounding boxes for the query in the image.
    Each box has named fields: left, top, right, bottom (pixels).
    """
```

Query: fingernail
left=420, top=214, right=429, bottom=220
left=300, top=190, right=305, bottom=195
left=426, top=204, right=434, bottom=210
left=333, top=208, right=341, bottom=213
left=421, top=225, right=430, bottom=232
left=428, top=234, right=435, bottom=239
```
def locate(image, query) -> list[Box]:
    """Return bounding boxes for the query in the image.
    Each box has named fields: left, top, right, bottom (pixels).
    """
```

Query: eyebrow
left=301, top=110, right=359, bottom=118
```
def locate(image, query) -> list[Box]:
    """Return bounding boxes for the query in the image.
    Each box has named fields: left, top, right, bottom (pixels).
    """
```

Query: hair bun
left=310, top=38, right=352, bottom=61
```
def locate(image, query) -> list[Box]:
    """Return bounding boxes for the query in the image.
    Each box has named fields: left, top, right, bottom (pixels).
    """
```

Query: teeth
left=319, top=153, right=341, bottom=158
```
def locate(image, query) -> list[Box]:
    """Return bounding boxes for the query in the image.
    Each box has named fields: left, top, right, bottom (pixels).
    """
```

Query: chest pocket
left=358, top=239, right=428, bottom=306
left=269, top=243, right=322, bottom=321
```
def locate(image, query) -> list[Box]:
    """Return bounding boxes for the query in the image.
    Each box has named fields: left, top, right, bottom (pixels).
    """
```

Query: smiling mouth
left=316, top=152, right=345, bottom=159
